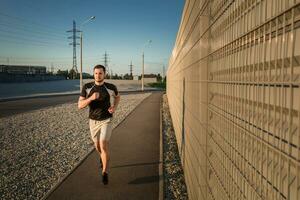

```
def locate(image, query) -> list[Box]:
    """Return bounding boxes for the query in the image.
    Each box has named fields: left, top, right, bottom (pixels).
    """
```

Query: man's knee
left=94, top=142, right=101, bottom=153
left=101, top=145, right=108, bottom=152
left=100, top=141, right=109, bottom=152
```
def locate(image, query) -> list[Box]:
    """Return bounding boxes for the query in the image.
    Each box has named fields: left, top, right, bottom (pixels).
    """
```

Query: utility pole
left=162, top=65, right=165, bottom=82
left=67, top=20, right=80, bottom=79
left=142, top=52, right=144, bottom=91
left=141, top=40, right=152, bottom=91
left=51, top=63, right=54, bottom=74
left=102, top=51, right=110, bottom=78
left=129, top=61, right=133, bottom=79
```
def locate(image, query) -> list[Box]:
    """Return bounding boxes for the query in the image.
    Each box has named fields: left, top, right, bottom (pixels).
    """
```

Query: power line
left=0, top=21, right=67, bottom=39
left=0, top=56, right=72, bottom=61
left=0, top=19, right=66, bottom=37
left=0, top=12, right=64, bottom=33
left=0, top=32, right=67, bottom=47
left=0, top=38, right=68, bottom=49
left=0, top=27, right=66, bottom=42
left=0, top=56, right=101, bottom=63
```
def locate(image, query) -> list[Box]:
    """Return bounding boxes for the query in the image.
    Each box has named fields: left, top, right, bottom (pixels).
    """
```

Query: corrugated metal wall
left=167, top=0, right=300, bottom=199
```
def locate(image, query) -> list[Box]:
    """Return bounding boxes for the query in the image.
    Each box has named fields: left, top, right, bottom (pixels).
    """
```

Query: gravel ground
left=162, top=94, right=188, bottom=200
left=0, top=93, right=151, bottom=200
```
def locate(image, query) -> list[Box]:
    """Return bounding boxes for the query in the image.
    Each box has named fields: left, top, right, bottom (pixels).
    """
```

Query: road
left=0, top=90, right=161, bottom=118
left=0, top=94, right=78, bottom=118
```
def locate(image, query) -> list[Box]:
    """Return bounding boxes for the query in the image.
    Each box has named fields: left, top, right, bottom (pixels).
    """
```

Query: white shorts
left=89, top=118, right=112, bottom=142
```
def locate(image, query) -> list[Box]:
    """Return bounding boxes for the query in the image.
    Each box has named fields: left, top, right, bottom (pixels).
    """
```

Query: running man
left=78, top=64, right=120, bottom=185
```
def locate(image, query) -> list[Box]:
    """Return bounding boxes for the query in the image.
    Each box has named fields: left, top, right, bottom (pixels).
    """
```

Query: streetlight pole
left=80, top=16, right=95, bottom=92
left=142, top=51, right=144, bottom=91
left=80, top=31, right=83, bottom=91
left=141, top=40, right=152, bottom=91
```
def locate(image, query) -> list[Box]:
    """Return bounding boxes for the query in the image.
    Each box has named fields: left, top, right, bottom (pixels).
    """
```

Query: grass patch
left=147, top=82, right=166, bottom=89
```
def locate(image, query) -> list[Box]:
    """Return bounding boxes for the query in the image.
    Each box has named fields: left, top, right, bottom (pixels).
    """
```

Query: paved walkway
left=45, top=92, right=163, bottom=200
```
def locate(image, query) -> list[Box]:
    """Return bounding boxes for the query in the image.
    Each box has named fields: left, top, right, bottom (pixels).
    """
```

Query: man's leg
left=89, top=119, right=102, bottom=168
left=99, top=120, right=112, bottom=173
left=94, top=141, right=102, bottom=168
left=99, top=119, right=112, bottom=185
left=94, top=141, right=101, bottom=154
left=99, top=140, right=109, bottom=173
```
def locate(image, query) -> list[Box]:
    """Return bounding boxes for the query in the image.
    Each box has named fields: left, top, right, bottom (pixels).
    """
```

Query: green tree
left=57, top=69, right=69, bottom=79
left=123, top=73, right=132, bottom=80
left=68, top=69, right=78, bottom=79
left=157, top=73, right=162, bottom=82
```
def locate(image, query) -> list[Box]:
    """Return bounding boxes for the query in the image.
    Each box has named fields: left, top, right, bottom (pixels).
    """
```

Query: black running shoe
left=102, top=172, right=108, bottom=185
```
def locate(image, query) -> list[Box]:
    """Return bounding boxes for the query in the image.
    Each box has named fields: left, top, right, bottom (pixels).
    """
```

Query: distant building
left=133, top=75, right=139, bottom=80
left=0, top=65, right=47, bottom=74
left=141, top=74, right=159, bottom=83
left=143, top=77, right=157, bottom=83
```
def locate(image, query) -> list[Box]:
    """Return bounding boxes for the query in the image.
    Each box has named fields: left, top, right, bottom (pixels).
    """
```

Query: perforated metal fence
left=167, top=0, right=300, bottom=199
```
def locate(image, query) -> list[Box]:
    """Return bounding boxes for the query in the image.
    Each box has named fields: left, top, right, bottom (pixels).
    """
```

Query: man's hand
left=89, top=92, right=100, bottom=101
left=108, top=106, right=116, bottom=114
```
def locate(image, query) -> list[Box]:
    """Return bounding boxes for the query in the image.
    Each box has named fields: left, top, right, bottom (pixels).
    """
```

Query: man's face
left=94, top=68, right=105, bottom=82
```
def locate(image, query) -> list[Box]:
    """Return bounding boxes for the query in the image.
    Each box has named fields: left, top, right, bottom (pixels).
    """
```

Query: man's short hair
left=93, top=65, right=106, bottom=73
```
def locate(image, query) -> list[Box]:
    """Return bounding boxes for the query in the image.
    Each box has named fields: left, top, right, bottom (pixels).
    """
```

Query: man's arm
left=113, top=95, right=120, bottom=109
left=78, top=93, right=99, bottom=109
left=108, top=94, right=120, bottom=113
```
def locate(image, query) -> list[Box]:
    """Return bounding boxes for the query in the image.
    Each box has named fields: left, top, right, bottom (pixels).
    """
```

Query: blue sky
left=0, top=0, right=184, bottom=75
